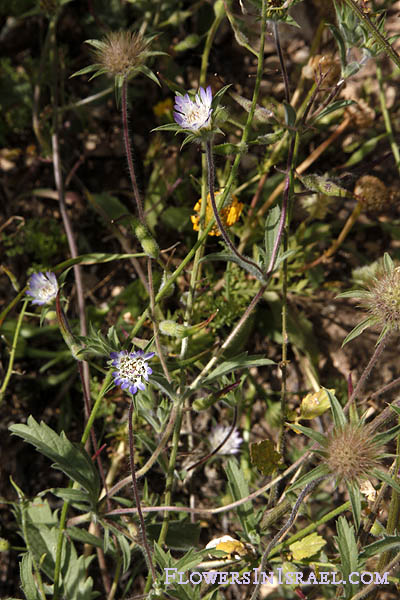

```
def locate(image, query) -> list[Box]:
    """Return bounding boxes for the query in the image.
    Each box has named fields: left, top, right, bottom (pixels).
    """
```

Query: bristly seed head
left=363, top=267, right=400, bottom=330
left=93, top=31, right=149, bottom=78
left=324, top=423, right=382, bottom=483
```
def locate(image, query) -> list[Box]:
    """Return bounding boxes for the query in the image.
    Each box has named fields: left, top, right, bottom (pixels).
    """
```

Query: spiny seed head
left=324, top=423, right=382, bottom=483
left=354, top=175, right=390, bottom=213
left=363, top=267, right=400, bottom=330
left=93, top=31, right=149, bottom=78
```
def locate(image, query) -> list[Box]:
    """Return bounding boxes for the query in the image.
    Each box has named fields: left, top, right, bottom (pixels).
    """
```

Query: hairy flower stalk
left=249, top=476, right=328, bottom=600
left=205, top=140, right=264, bottom=278
left=110, top=348, right=157, bottom=581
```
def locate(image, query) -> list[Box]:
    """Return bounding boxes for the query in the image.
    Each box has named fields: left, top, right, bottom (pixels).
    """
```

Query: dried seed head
left=354, top=175, right=390, bottom=213
left=303, top=54, right=341, bottom=87
left=324, top=423, right=382, bottom=483
left=345, top=99, right=375, bottom=130
left=94, top=31, right=149, bottom=77
left=363, top=267, right=400, bottom=330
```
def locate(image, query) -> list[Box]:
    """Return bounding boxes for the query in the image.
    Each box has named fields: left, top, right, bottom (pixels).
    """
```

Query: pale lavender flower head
left=209, top=425, right=243, bottom=455
left=173, top=86, right=213, bottom=131
left=26, top=271, right=58, bottom=305
left=110, top=349, right=154, bottom=395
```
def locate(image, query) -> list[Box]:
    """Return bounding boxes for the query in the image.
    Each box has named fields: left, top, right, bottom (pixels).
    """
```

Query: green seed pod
left=214, top=0, right=225, bottom=18
left=159, top=320, right=187, bottom=338
left=298, top=173, right=352, bottom=198
left=140, top=236, right=159, bottom=259
left=132, top=218, right=159, bottom=259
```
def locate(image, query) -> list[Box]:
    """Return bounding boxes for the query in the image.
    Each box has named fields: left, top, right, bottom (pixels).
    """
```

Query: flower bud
left=159, top=320, right=187, bottom=338
left=0, top=537, right=10, bottom=552
left=132, top=219, right=159, bottom=259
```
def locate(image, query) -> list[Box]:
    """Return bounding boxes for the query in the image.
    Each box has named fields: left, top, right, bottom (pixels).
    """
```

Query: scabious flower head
left=173, top=86, right=213, bottom=131
left=323, top=423, right=382, bottom=484
left=26, top=271, right=58, bottom=305
left=91, top=31, right=149, bottom=78
left=110, top=349, right=154, bottom=395
left=191, top=192, right=243, bottom=236
left=209, top=425, right=243, bottom=455
left=362, top=267, right=400, bottom=331
left=338, top=254, right=400, bottom=345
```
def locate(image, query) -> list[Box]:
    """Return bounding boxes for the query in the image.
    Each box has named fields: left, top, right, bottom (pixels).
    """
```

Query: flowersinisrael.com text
left=164, top=567, right=389, bottom=587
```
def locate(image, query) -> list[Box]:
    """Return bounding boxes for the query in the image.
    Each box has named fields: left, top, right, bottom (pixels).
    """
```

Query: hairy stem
left=128, top=401, right=157, bottom=582
left=250, top=476, right=327, bottom=600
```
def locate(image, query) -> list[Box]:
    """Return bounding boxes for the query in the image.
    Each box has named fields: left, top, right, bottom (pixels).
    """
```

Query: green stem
left=377, top=436, right=400, bottom=571
left=270, top=500, right=351, bottom=557
left=250, top=475, right=327, bottom=600
left=157, top=401, right=184, bottom=546
left=341, top=0, right=400, bottom=71
left=205, top=139, right=263, bottom=276
left=0, top=299, right=28, bottom=404
left=199, top=8, right=224, bottom=87
left=377, top=63, right=400, bottom=173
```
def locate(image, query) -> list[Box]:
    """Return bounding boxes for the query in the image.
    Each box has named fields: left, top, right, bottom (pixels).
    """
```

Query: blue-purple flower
left=173, top=86, right=213, bottom=131
left=26, top=271, right=58, bottom=305
left=110, top=349, right=154, bottom=395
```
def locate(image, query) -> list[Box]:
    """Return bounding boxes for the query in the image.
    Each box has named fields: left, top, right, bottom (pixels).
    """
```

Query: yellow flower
left=153, top=98, right=173, bottom=118
left=191, top=192, right=243, bottom=236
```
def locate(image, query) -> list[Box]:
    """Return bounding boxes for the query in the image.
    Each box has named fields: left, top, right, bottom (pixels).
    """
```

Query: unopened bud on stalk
left=132, top=218, right=159, bottom=259
left=159, top=320, right=187, bottom=338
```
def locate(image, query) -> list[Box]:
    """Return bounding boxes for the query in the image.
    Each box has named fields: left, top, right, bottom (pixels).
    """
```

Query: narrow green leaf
left=342, top=316, right=376, bottom=346
left=346, top=479, right=362, bottom=530
left=286, top=422, right=327, bottom=447
left=360, top=535, right=400, bottom=560
left=311, top=100, right=355, bottom=123
left=202, top=353, right=275, bottom=384
left=66, top=526, right=104, bottom=549
left=325, top=388, right=347, bottom=429
left=264, top=204, right=281, bottom=267
left=225, top=459, right=257, bottom=537
left=287, top=464, right=330, bottom=493
left=283, top=101, right=296, bottom=128
left=383, top=252, right=394, bottom=273
left=372, top=468, right=400, bottom=495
